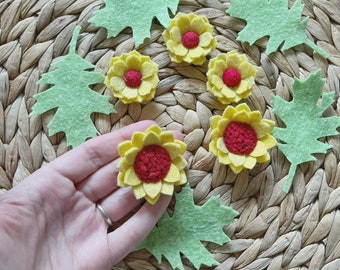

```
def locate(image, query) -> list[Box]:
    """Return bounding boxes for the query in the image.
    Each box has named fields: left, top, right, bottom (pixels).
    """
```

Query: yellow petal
left=235, top=103, right=251, bottom=113
left=218, top=152, right=231, bottom=165
left=147, top=124, right=162, bottom=134
left=189, top=46, right=205, bottom=58
left=221, top=85, right=236, bottom=98
left=211, top=74, right=224, bottom=89
left=126, top=53, right=141, bottom=70
left=143, top=181, right=162, bottom=198
left=235, top=80, right=251, bottom=94
left=124, top=147, right=140, bottom=165
left=161, top=182, right=174, bottom=195
left=110, top=60, right=127, bottom=76
left=133, top=184, right=146, bottom=199
left=222, top=106, right=237, bottom=118
left=177, top=170, right=187, bottom=185
left=177, top=14, right=191, bottom=32
left=250, top=141, right=267, bottom=157
left=173, top=155, right=187, bottom=170
left=210, top=115, right=222, bottom=129
left=117, top=172, right=127, bottom=187
left=174, top=139, right=186, bottom=154
left=109, top=76, right=126, bottom=91
left=160, top=131, right=175, bottom=143
left=163, top=163, right=181, bottom=183
left=217, top=137, right=228, bottom=154
left=226, top=53, right=241, bottom=68
left=209, top=141, right=218, bottom=156
left=122, top=87, right=138, bottom=99
left=131, top=132, right=144, bottom=148
left=261, top=134, right=277, bottom=149
left=163, top=142, right=181, bottom=160
left=248, top=111, right=262, bottom=122
left=117, top=158, right=129, bottom=173
left=145, top=194, right=160, bottom=205
left=257, top=153, right=270, bottom=163
left=138, top=81, right=152, bottom=96
left=252, top=121, right=272, bottom=138
left=118, top=141, right=133, bottom=156
left=233, top=110, right=250, bottom=123
left=244, top=156, right=257, bottom=169
left=199, top=32, right=214, bottom=47
left=238, top=61, right=257, bottom=78
left=141, top=61, right=157, bottom=79
left=228, top=152, right=246, bottom=167
left=229, top=163, right=244, bottom=174
left=217, top=118, right=229, bottom=132
left=142, top=131, right=161, bottom=146
left=124, top=167, right=142, bottom=186
left=170, top=26, right=182, bottom=43
left=174, top=43, right=188, bottom=56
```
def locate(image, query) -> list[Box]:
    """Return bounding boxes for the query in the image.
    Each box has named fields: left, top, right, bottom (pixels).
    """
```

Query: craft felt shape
left=227, top=0, right=328, bottom=58
left=272, top=69, right=340, bottom=192
left=136, top=185, right=238, bottom=270
left=89, top=0, right=180, bottom=46
left=31, top=26, right=115, bottom=147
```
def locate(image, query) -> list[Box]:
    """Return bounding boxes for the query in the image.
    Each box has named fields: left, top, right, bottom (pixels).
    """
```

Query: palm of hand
left=0, top=121, right=172, bottom=270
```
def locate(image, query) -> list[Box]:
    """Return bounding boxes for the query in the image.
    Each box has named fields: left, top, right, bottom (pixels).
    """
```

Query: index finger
left=43, top=120, right=155, bottom=184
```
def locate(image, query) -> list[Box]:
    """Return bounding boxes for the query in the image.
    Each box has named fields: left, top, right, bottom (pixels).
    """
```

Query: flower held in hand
left=117, top=125, right=187, bottom=204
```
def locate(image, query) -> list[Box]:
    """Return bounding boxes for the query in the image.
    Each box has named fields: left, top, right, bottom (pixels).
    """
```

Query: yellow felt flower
left=105, top=50, right=159, bottom=104
left=162, top=12, right=217, bottom=65
left=207, top=51, right=257, bottom=104
left=117, top=125, right=187, bottom=204
left=209, top=103, right=277, bottom=174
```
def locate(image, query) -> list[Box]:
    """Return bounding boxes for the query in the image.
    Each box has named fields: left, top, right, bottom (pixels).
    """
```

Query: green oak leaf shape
left=272, top=70, right=340, bottom=192
left=89, top=0, right=180, bottom=46
left=227, top=0, right=328, bottom=58
left=31, top=26, right=115, bottom=148
left=136, top=185, right=238, bottom=270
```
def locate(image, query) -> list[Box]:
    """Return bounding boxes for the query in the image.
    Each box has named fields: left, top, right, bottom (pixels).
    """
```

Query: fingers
left=44, top=120, right=155, bottom=184
left=107, top=194, right=172, bottom=264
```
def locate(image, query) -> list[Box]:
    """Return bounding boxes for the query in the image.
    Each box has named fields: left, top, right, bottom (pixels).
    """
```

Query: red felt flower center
left=182, top=31, right=200, bottom=49
left=223, top=68, right=242, bottom=87
left=124, top=70, right=142, bottom=88
left=134, top=145, right=171, bottom=183
left=223, top=121, right=257, bottom=155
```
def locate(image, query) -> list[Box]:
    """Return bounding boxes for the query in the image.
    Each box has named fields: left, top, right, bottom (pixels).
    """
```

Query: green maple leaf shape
left=272, top=70, right=340, bottom=192
left=89, top=0, right=180, bottom=46
left=227, top=0, right=328, bottom=58
left=136, top=185, right=238, bottom=270
left=31, top=26, right=116, bottom=147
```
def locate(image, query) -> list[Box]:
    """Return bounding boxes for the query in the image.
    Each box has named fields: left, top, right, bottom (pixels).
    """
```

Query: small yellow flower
left=117, top=125, right=187, bottom=204
left=207, top=51, right=257, bottom=104
left=104, top=50, right=159, bottom=104
left=209, top=103, right=277, bottom=174
left=162, top=12, right=217, bottom=65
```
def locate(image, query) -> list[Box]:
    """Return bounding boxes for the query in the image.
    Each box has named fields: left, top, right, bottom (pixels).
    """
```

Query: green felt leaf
left=31, top=26, right=115, bottom=147
left=136, top=185, right=238, bottom=270
left=227, top=0, right=328, bottom=58
left=89, top=0, right=180, bottom=46
left=272, top=70, right=340, bottom=192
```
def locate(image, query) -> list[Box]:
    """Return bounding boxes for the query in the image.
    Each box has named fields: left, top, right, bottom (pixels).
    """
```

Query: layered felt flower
left=207, top=51, right=257, bottom=104
left=162, top=12, right=217, bottom=65
left=104, top=50, right=159, bottom=104
left=209, top=103, right=277, bottom=173
left=117, top=125, right=187, bottom=204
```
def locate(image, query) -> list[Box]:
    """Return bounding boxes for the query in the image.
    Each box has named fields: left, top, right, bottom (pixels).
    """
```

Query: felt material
left=227, top=0, right=328, bottom=58
left=89, top=0, right=180, bottom=46
left=272, top=69, right=340, bottom=192
left=136, top=185, right=239, bottom=270
left=30, top=26, right=115, bottom=147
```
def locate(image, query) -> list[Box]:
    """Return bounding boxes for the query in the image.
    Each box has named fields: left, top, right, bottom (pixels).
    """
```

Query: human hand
left=0, top=121, right=181, bottom=270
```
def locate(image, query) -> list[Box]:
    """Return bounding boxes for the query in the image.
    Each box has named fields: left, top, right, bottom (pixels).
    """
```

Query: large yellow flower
left=117, top=125, right=187, bottom=204
left=209, top=103, right=277, bottom=173
left=162, top=12, right=217, bottom=65
left=207, top=51, right=257, bottom=104
left=105, top=50, right=159, bottom=104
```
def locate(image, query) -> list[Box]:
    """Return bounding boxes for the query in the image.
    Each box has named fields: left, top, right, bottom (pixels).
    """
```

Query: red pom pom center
left=223, top=121, right=257, bottom=155
left=182, top=31, right=200, bottom=49
left=134, top=145, right=171, bottom=183
left=124, top=70, right=143, bottom=88
left=223, top=68, right=242, bottom=87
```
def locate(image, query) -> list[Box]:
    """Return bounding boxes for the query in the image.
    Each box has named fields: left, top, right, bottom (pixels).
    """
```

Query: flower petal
left=173, top=155, right=187, bottom=170
left=131, top=132, right=144, bottom=148
left=217, top=137, right=229, bottom=154
left=109, top=76, right=126, bottom=91
left=261, top=134, right=277, bottom=149
left=250, top=141, right=267, bottom=157
left=199, top=32, right=214, bottom=47
left=143, top=181, right=162, bottom=199
left=124, top=147, right=140, bottom=165
left=163, top=163, right=181, bottom=183
left=133, top=184, right=146, bottom=199
left=160, top=131, right=175, bottom=143
left=118, top=140, right=133, bottom=156
left=124, top=167, right=142, bottom=186
left=222, top=85, right=236, bottom=98
left=138, top=81, right=152, bottom=96
left=163, top=142, right=181, bottom=160
left=235, top=80, right=250, bottom=94
left=228, top=152, right=246, bottom=167
left=238, top=61, right=257, bottom=78
left=189, top=46, right=205, bottom=58
left=126, top=54, right=142, bottom=70
left=161, top=182, right=174, bottom=195
left=170, top=26, right=182, bottom=43
left=252, top=121, right=272, bottom=138
left=117, top=172, right=127, bottom=187
left=233, top=110, right=250, bottom=123
left=142, top=131, right=161, bottom=146
left=122, top=87, right=138, bottom=99
left=174, top=42, right=188, bottom=56
left=243, top=156, right=257, bottom=169
left=110, top=60, right=127, bottom=76
left=178, top=170, right=187, bottom=185
left=177, top=15, right=191, bottom=32
left=145, top=194, right=161, bottom=205
left=141, top=61, right=157, bottom=79
left=211, top=74, right=225, bottom=89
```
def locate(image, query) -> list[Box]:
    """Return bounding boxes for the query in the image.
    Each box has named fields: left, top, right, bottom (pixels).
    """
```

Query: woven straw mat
left=1, top=0, right=340, bottom=269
